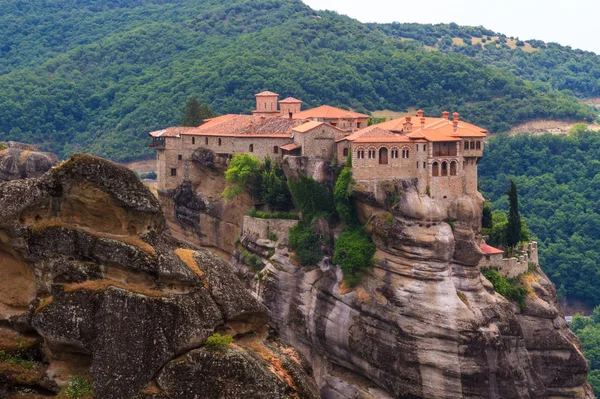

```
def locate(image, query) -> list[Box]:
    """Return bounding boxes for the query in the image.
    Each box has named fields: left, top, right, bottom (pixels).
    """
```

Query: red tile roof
left=279, top=97, right=302, bottom=104
left=180, top=115, right=304, bottom=138
left=149, top=127, right=196, bottom=138
left=480, top=243, right=504, bottom=255
left=255, top=91, right=279, bottom=97
left=281, top=143, right=301, bottom=151
left=293, top=105, right=369, bottom=120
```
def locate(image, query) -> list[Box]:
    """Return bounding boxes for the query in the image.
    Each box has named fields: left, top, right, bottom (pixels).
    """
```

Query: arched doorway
left=432, top=162, right=439, bottom=176
left=379, top=147, right=388, bottom=165
left=450, top=161, right=457, bottom=176
left=441, top=161, right=448, bottom=176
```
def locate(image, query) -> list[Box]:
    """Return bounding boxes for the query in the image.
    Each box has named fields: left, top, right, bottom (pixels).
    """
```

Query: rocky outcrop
left=0, top=142, right=58, bottom=181
left=160, top=162, right=253, bottom=256
left=0, top=154, right=319, bottom=399
left=234, top=178, right=593, bottom=398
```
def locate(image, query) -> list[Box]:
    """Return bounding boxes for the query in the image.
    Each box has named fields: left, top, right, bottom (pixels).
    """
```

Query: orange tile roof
left=293, top=105, right=369, bottom=120
left=480, top=243, right=504, bottom=255
left=255, top=91, right=279, bottom=97
left=180, top=114, right=304, bottom=138
left=279, top=97, right=302, bottom=103
left=351, top=127, right=413, bottom=143
left=149, top=127, right=195, bottom=138
left=293, top=121, right=325, bottom=133
left=281, top=143, right=301, bottom=151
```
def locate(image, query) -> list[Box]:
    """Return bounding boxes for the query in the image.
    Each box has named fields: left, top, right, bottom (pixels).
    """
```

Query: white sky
left=303, top=0, right=600, bottom=54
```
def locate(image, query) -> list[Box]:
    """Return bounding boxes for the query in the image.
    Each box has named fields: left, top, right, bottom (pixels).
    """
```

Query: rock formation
left=231, top=176, right=593, bottom=398
left=0, top=154, right=319, bottom=399
left=0, top=142, right=58, bottom=181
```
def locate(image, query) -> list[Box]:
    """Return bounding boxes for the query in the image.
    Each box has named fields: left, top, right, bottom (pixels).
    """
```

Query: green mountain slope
left=479, top=129, right=600, bottom=307
left=372, top=22, right=600, bottom=98
left=0, top=0, right=596, bottom=161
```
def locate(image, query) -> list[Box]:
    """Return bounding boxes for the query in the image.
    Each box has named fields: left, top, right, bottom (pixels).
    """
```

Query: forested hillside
left=479, top=128, right=600, bottom=307
left=0, top=0, right=596, bottom=161
left=373, top=22, right=600, bottom=98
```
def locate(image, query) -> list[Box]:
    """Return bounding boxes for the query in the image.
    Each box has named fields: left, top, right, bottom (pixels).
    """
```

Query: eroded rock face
left=0, top=154, right=319, bottom=399
left=234, top=179, right=593, bottom=398
left=0, top=142, right=58, bottom=181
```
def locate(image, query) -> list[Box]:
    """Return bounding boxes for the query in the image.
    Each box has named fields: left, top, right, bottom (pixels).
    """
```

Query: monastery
left=149, top=91, right=486, bottom=200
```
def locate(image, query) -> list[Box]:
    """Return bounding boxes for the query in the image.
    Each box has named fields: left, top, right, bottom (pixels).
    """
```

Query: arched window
left=356, top=147, right=365, bottom=159
left=249, top=144, right=254, bottom=153
left=424, top=144, right=427, bottom=152
left=432, top=162, right=439, bottom=176
left=441, top=161, right=448, bottom=176
left=205, top=137, right=208, bottom=145
left=273, top=146, right=279, bottom=154
left=464, top=141, right=469, bottom=150
left=476, top=141, right=481, bottom=150
left=470, top=141, right=475, bottom=150
left=450, top=161, right=457, bottom=176
left=368, top=148, right=376, bottom=159
left=218, top=138, right=222, bottom=146
left=379, top=147, right=388, bottom=165
left=391, top=147, right=399, bottom=159
left=192, top=137, right=195, bottom=145
left=343, top=148, right=349, bottom=157
left=402, top=148, right=410, bottom=159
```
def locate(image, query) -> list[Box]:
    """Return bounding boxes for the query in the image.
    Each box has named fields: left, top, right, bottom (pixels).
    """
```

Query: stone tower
left=253, top=91, right=280, bottom=117
left=278, top=97, right=302, bottom=119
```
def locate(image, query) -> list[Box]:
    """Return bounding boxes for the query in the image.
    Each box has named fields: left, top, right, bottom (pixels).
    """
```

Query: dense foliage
left=571, top=310, right=600, bottom=395
left=222, top=154, right=261, bottom=200
left=181, top=97, right=215, bottom=126
left=481, top=268, right=527, bottom=311
left=372, top=22, right=600, bottom=97
left=259, top=157, right=293, bottom=211
left=480, top=130, right=600, bottom=306
left=0, top=0, right=595, bottom=161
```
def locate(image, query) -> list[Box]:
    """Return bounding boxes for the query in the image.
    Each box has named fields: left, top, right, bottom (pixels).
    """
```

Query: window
left=218, top=138, right=222, bottom=146
left=441, top=161, right=448, bottom=176
left=368, top=149, right=376, bottom=159
left=170, top=168, right=177, bottom=177
left=423, top=162, right=426, bottom=168
left=432, top=162, right=439, bottom=176
left=249, top=144, right=254, bottom=153
left=379, top=147, right=388, bottom=165
left=450, top=161, right=457, bottom=176
left=205, top=137, right=208, bottom=145
left=273, top=146, right=279, bottom=154
left=357, top=149, right=365, bottom=159
left=343, top=148, right=349, bottom=157
left=402, top=148, right=410, bottom=159
left=416, top=161, right=419, bottom=168
left=424, top=144, right=427, bottom=151
left=178, top=155, right=182, bottom=160
left=192, top=137, right=195, bottom=145
left=476, top=141, right=481, bottom=150
left=464, top=141, right=469, bottom=150
left=391, top=148, right=399, bottom=159
left=470, top=141, right=475, bottom=150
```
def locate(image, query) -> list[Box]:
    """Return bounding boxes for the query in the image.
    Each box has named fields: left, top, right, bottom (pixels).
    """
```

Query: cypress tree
left=181, top=97, right=216, bottom=126
left=505, top=179, right=521, bottom=251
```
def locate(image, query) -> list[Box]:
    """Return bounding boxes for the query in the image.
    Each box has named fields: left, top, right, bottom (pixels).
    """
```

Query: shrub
left=241, top=250, right=263, bottom=272
left=481, top=268, right=527, bottom=311
left=205, top=333, right=233, bottom=352
left=260, top=157, right=292, bottom=211
left=334, top=166, right=355, bottom=224
left=222, top=154, right=261, bottom=200
left=289, top=220, right=323, bottom=266
left=0, top=142, right=6, bottom=151
left=58, top=376, right=93, bottom=399
left=333, top=226, right=376, bottom=286
left=0, top=350, right=38, bottom=369
left=248, top=209, right=298, bottom=220
left=288, top=174, right=334, bottom=219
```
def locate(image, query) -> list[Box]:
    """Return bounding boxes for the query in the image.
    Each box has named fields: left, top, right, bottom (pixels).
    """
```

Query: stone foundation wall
left=480, top=242, right=539, bottom=278
left=242, top=216, right=298, bottom=245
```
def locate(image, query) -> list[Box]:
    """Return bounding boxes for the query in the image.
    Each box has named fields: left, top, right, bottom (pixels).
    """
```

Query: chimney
left=417, top=109, right=424, bottom=118
left=442, top=111, right=449, bottom=120
left=452, top=112, right=459, bottom=134
left=403, top=116, right=413, bottom=133
left=289, top=111, right=293, bottom=120
left=420, top=117, right=425, bottom=128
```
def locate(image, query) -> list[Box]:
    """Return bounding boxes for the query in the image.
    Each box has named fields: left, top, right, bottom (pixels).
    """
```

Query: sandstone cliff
left=0, top=142, right=58, bottom=181
left=231, top=176, right=593, bottom=398
left=0, top=154, right=319, bottom=399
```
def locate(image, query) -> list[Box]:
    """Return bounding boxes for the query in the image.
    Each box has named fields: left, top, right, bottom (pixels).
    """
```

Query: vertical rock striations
left=234, top=178, right=592, bottom=398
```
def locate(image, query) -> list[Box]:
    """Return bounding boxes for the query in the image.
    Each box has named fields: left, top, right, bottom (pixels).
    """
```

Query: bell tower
left=253, top=91, right=280, bottom=117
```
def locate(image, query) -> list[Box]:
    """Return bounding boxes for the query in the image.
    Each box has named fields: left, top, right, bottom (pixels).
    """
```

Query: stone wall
left=295, top=124, right=345, bottom=160
left=242, top=216, right=298, bottom=245
left=479, top=242, right=539, bottom=278
left=233, top=136, right=292, bottom=160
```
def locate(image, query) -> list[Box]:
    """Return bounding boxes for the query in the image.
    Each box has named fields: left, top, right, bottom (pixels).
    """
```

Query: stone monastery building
left=150, top=91, right=487, bottom=199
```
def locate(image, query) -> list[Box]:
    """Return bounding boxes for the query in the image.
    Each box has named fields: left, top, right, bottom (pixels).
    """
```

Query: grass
left=456, top=291, right=469, bottom=307
left=58, top=376, right=94, bottom=399
left=0, top=350, right=39, bottom=370
left=248, top=209, right=299, bottom=220
left=481, top=268, right=528, bottom=312
left=204, top=333, right=233, bottom=352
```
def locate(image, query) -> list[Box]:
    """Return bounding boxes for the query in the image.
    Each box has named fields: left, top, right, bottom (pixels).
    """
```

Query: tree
left=222, top=154, right=260, bottom=200
left=506, top=179, right=522, bottom=251
left=482, top=201, right=493, bottom=229
left=181, top=97, right=216, bottom=127
left=260, top=157, right=292, bottom=211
